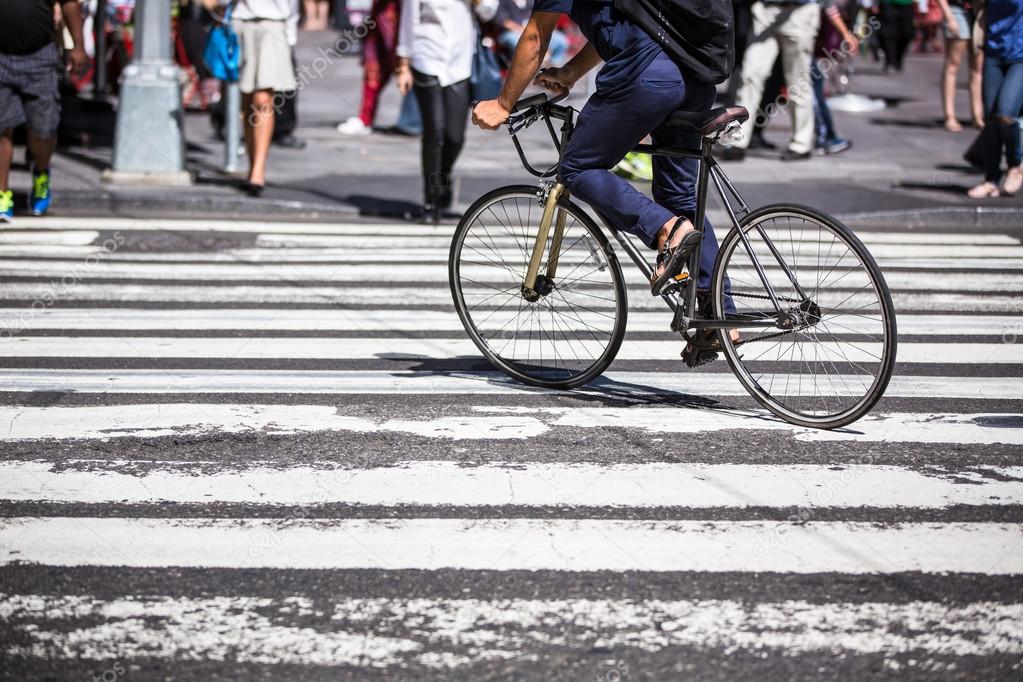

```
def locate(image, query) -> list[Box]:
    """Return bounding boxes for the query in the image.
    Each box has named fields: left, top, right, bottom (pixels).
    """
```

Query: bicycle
left=449, top=93, right=897, bottom=428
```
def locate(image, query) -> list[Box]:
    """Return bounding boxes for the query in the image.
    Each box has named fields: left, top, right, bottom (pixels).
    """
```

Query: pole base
left=101, top=169, right=194, bottom=186
left=110, top=64, right=188, bottom=176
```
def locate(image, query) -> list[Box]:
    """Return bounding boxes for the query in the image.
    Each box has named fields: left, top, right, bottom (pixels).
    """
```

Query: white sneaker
left=336, top=116, right=371, bottom=136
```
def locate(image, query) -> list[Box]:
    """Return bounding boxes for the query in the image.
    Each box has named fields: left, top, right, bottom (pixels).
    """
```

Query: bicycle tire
left=711, top=204, right=898, bottom=429
left=449, top=185, right=628, bottom=389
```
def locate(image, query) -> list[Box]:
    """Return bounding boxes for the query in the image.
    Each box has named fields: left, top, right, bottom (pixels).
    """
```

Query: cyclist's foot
left=30, top=168, right=51, bottom=216
left=0, top=189, right=13, bottom=222
left=682, top=329, right=741, bottom=368
left=650, top=217, right=701, bottom=296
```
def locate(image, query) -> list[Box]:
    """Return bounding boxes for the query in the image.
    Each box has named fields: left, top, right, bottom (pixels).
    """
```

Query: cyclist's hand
left=534, top=67, right=572, bottom=97
left=472, top=99, right=510, bottom=130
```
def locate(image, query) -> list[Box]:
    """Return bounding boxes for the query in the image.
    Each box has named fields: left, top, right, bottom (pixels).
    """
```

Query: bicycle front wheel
left=712, top=204, right=898, bottom=429
left=449, top=185, right=628, bottom=389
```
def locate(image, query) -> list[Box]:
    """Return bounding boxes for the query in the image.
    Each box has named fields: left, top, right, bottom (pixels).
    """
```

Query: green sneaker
left=30, top=168, right=51, bottom=216
left=613, top=152, right=654, bottom=182
left=0, top=189, right=13, bottom=222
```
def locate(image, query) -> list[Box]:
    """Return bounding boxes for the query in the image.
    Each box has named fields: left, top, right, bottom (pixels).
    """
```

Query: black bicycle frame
left=507, top=100, right=806, bottom=333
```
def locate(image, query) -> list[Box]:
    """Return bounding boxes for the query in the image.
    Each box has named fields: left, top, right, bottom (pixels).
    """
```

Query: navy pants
left=559, top=53, right=726, bottom=293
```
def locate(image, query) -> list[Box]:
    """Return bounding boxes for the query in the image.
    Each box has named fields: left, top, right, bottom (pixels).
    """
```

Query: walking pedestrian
left=396, top=0, right=498, bottom=222
left=812, top=0, right=860, bottom=154
left=730, top=0, right=823, bottom=161
left=936, top=0, right=984, bottom=131
left=337, top=0, right=405, bottom=135
left=879, top=0, right=916, bottom=71
left=231, top=0, right=299, bottom=196
left=968, top=0, right=1023, bottom=197
left=0, top=0, right=87, bottom=222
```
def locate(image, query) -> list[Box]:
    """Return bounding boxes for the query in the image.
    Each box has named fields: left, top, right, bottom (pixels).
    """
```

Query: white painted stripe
left=18, top=217, right=458, bottom=235
left=0, top=369, right=1017, bottom=398
left=4, top=460, right=1021, bottom=507
left=6, top=244, right=1019, bottom=268
left=0, top=517, right=1019, bottom=573
left=0, top=308, right=1018, bottom=335
left=0, top=336, right=1013, bottom=364
left=3, top=238, right=1022, bottom=259
left=1, top=259, right=1021, bottom=288
left=0, top=230, right=100, bottom=246
left=0, top=404, right=1018, bottom=444
left=18, top=217, right=1021, bottom=243
left=3, top=594, right=1020, bottom=666
left=0, top=282, right=1016, bottom=312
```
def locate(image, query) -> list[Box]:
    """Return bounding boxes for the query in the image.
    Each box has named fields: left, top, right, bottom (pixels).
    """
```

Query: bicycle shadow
left=384, top=353, right=810, bottom=429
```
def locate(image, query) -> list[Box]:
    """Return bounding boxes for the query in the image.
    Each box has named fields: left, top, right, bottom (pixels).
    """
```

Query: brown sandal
left=650, top=218, right=701, bottom=296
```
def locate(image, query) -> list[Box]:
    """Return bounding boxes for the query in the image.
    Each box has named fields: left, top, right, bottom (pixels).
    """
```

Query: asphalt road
left=0, top=213, right=1021, bottom=681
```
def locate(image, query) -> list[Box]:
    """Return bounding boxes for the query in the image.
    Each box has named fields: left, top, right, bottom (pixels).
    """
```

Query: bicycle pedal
left=681, top=348, right=719, bottom=368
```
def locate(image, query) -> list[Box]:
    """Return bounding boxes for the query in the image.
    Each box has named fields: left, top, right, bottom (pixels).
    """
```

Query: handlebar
left=504, top=92, right=574, bottom=179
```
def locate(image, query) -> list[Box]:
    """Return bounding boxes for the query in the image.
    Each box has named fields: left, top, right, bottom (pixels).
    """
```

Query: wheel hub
left=522, top=275, right=554, bottom=301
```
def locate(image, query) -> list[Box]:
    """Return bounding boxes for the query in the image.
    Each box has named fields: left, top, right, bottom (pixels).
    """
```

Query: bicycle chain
left=701, top=291, right=807, bottom=347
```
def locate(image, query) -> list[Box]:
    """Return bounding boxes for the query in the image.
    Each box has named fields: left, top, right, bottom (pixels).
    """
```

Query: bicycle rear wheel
left=711, top=204, right=897, bottom=428
left=449, top=185, right=628, bottom=389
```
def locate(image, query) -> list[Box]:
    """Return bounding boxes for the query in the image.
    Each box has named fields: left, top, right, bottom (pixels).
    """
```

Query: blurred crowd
left=0, top=0, right=1020, bottom=224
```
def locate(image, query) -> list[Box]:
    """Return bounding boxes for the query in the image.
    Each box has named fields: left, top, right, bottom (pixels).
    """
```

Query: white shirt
left=397, top=0, right=498, bottom=86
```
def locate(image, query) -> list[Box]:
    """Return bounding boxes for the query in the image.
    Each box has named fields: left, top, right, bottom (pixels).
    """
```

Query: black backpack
left=613, top=0, right=735, bottom=84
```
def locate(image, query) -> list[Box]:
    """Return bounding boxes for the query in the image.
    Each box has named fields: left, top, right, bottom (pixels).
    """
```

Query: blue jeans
left=499, top=29, right=569, bottom=66
left=811, top=61, right=838, bottom=146
left=981, top=56, right=1023, bottom=182
left=559, top=53, right=729, bottom=302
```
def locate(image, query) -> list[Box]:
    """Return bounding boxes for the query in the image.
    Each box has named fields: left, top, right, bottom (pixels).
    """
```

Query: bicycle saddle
left=665, top=106, right=749, bottom=137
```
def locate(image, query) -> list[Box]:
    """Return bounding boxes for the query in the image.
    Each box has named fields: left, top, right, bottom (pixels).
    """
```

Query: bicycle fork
left=521, top=182, right=567, bottom=302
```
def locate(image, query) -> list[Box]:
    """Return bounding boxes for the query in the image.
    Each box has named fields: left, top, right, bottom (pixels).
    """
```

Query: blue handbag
left=203, top=2, right=240, bottom=83
left=470, top=37, right=503, bottom=102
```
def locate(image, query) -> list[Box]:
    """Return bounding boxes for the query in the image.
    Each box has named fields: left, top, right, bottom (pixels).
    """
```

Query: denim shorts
left=944, top=5, right=973, bottom=41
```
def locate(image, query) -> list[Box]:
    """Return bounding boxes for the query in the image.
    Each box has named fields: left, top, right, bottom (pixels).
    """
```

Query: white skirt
left=232, top=18, right=298, bottom=93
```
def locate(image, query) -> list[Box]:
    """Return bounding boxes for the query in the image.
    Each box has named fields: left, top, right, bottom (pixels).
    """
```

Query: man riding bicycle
left=471, top=0, right=728, bottom=299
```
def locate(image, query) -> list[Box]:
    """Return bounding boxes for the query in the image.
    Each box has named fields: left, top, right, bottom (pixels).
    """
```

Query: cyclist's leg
left=649, top=84, right=736, bottom=315
left=559, top=58, right=688, bottom=249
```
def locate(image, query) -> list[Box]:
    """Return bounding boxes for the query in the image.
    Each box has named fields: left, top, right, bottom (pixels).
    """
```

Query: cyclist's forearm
left=497, top=13, right=557, bottom=111
left=562, top=43, right=601, bottom=84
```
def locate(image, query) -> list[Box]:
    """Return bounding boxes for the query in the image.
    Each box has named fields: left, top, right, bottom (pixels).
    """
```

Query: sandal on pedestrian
left=967, top=181, right=1001, bottom=198
left=650, top=218, right=701, bottom=296
left=944, top=118, right=962, bottom=133
left=1001, top=167, right=1022, bottom=196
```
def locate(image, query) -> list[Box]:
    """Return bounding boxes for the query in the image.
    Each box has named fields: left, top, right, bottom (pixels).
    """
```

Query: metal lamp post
left=104, top=0, right=192, bottom=185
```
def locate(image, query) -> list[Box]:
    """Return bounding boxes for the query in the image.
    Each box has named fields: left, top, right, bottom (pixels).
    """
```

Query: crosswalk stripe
left=2, top=259, right=1022, bottom=285
left=1, top=336, right=1015, bottom=364
left=3, top=594, right=1020, bottom=664
left=2, top=243, right=1021, bottom=262
left=1, top=517, right=1019, bottom=573
left=0, top=368, right=1018, bottom=398
left=0, top=308, right=1016, bottom=335
left=4, top=460, right=1020, bottom=507
left=0, top=404, right=1018, bottom=443
left=15, top=217, right=1023, bottom=244
left=0, top=283, right=1015, bottom=312
left=15, top=218, right=1023, bottom=242
left=0, top=231, right=101, bottom=246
